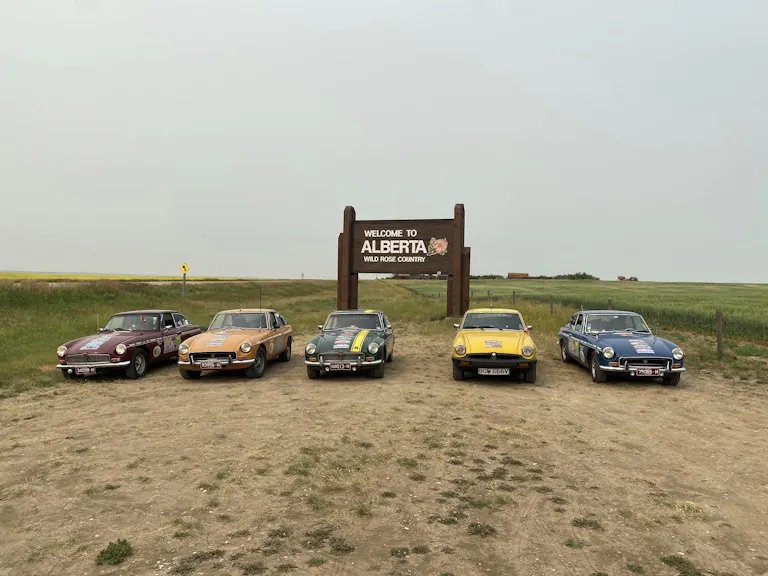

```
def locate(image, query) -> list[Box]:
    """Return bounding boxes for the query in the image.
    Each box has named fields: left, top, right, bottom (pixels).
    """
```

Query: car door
left=266, top=312, right=284, bottom=359
left=160, top=312, right=182, bottom=359
left=567, top=313, right=590, bottom=365
left=381, top=313, right=395, bottom=357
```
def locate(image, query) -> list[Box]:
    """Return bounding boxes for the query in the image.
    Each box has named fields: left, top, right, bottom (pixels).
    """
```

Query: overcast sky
left=2, top=1, right=766, bottom=282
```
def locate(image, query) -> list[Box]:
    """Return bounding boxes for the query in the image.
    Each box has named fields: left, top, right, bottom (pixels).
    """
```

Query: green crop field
left=402, top=279, right=768, bottom=342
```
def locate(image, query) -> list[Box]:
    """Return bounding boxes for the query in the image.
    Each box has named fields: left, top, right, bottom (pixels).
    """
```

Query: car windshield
left=585, top=314, right=650, bottom=334
left=462, top=312, right=524, bottom=331
left=324, top=313, right=381, bottom=330
left=209, top=312, right=268, bottom=330
left=104, top=313, right=159, bottom=331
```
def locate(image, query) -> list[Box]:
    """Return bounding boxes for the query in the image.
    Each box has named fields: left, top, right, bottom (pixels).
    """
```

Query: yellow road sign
left=179, top=263, right=190, bottom=274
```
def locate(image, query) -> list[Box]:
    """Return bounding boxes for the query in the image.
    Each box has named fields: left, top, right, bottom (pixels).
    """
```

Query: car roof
left=330, top=309, right=382, bottom=314
left=116, top=309, right=181, bottom=315
left=215, top=308, right=277, bottom=314
left=465, top=308, right=521, bottom=315
left=580, top=310, right=641, bottom=315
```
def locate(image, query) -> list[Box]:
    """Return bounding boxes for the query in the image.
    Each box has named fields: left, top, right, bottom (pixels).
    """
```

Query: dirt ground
left=1, top=327, right=767, bottom=576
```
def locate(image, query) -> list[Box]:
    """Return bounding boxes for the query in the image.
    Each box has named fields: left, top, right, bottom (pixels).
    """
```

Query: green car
left=304, top=309, right=395, bottom=379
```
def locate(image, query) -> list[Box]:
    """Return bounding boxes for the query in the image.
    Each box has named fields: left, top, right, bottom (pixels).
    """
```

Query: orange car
left=177, top=308, right=292, bottom=379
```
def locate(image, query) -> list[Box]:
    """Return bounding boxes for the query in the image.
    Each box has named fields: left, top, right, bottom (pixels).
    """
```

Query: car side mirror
left=317, top=325, right=323, bottom=331
left=97, top=327, right=104, bottom=333
left=453, top=323, right=460, bottom=329
left=526, top=325, right=533, bottom=331
left=386, top=324, right=393, bottom=330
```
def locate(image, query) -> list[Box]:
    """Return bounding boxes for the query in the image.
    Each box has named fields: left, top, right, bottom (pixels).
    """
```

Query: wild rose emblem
left=427, top=237, right=449, bottom=256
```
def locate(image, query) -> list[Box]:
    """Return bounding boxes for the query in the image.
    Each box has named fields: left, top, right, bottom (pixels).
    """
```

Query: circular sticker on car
left=153, top=345, right=161, bottom=357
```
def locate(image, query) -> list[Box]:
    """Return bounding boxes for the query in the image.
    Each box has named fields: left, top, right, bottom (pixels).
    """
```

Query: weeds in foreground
left=95, top=539, right=133, bottom=565
left=572, top=517, right=604, bottom=530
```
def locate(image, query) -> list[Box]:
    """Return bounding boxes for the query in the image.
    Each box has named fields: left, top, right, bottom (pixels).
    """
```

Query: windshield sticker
left=80, top=335, right=113, bottom=350
left=485, top=340, right=502, bottom=348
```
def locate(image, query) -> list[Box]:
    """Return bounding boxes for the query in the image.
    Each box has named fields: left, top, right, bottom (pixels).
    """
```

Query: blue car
left=558, top=310, right=685, bottom=385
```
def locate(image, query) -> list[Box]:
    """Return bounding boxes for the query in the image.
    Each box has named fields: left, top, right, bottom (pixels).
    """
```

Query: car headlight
left=306, top=343, right=316, bottom=355
left=115, top=344, right=127, bottom=356
left=672, top=347, right=684, bottom=360
left=602, top=346, right=615, bottom=359
left=368, top=342, right=380, bottom=354
left=522, top=345, right=535, bottom=358
left=57, top=346, right=67, bottom=358
left=178, top=343, right=189, bottom=355
left=240, top=342, right=252, bottom=353
left=454, top=344, right=466, bottom=356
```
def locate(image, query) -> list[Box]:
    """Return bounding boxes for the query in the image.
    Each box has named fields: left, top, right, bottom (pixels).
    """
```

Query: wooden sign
left=337, top=205, right=470, bottom=316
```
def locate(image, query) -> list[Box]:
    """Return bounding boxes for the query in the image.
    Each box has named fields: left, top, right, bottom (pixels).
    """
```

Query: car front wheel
left=560, top=340, right=571, bottom=363
left=590, top=353, right=607, bottom=383
left=662, top=372, right=681, bottom=386
left=126, top=350, right=148, bottom=379
left=452, top=363, right=465, bottom=381
left=278, top=338, right=292, bottom=362
left=524, top=364, right=537, bottom=384
left=307, top=366, right=321, bottom=379
left=245, top=348, right=266, bottom=378
left=179, top=368, right=201, bottom=380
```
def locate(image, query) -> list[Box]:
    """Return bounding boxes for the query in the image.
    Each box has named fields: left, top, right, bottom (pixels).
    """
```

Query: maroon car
left=56, top=310, right=202, bottom=379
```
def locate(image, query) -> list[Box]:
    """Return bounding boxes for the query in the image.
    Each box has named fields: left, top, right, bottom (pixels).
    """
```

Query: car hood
left=460, top=330, right=529, bottom=354
left=311, top=328, right=383, bottom=353
left=63, top=331, right=154, bottom=354
left=186, top=329, right=269, bottom=352
left=594, top=332, right=675, bottom=356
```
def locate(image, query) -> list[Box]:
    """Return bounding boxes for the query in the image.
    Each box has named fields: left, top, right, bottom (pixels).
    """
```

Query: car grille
left=320, top=352, right=363, bottom=362
left=467, top=353, right=522, bottom=360
left=190, top=352, right=236, bottom=362
left=66, top=354, right=111, bottom=364
left=620, top=357, right=670, bottom=369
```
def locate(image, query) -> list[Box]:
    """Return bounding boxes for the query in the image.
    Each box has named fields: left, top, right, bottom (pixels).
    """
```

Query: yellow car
left=451, top=308, right=537, bottom=383
left=177, top=308, right=293, bottom=379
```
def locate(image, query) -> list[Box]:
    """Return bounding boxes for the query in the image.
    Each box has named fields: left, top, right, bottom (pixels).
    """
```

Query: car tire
left=386, top=348, right=393, bottom=363
left=560, top=340, right=571, bottom=363
left=278, top=338, right=292, bottom=362
left=245, top=347, right=267, bottom=378
left=370, top=363, right=385, bottom=379
left=590, top=352, right=607, bottom=383
left=125, top=349, right=148, bottom=379
left=179, top=368, right=201, bottom=380
left=307, top=366, right=321, bottom=379
left=524, top=364, right=537, bottom=384
left=452, top=363, right=465, bottom=381
left=662, top=372, right=681, bottom=386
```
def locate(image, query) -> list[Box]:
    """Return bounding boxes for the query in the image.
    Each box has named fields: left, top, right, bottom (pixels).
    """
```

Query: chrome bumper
left=57, top=361, right=130, bottom=369
left=601, top=365, right=686, bottom=373
left=305, top=359, right=383, bottom=367
left=178, top=359, right=255, bottom=366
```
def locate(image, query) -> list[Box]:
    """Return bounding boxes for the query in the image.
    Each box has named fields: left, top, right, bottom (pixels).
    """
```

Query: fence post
left=489, top=291, right=493, bottom=308
left=608, top=298, right=613, bottom=309
left=550, top=296, right=554, bottom=316
left=715, top=309, right=724, bottom=357
left=512, top=290, right=516, bottom=305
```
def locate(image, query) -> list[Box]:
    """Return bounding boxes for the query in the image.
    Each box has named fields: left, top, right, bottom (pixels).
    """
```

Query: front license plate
left=478, top=368, right=510, bottom=376
left=328, top=362, right=352, bottom=371
left=75, top=367, right=96, bottom=375
left=635, top=368, right=661, bottom=376
left=200, top=360, right=223, bottom=369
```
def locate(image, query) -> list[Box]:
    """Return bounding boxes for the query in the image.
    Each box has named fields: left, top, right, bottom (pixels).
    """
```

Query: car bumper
left=305, top=358, right=383, bottom=371
left=453, top=358, right=536, bottom=369
left=600, top=365, right=686, bottom=374
left=57, top=361, right=130, bottom=373
left=178, top=359, right=255, bottom=370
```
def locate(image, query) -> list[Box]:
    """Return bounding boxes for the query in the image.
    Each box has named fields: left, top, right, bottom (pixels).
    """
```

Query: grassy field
left=403, top=279, right=768, bottom=342
left=1, top=279, right=766, bottom=395
left=0, top=271, right=258, bottom=282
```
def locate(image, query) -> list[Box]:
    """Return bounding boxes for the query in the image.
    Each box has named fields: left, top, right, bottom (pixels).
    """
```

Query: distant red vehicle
left=56, top=310, right=202, bottom=379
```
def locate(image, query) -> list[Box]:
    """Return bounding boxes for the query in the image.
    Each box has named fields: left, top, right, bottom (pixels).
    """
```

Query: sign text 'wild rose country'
left=352, top=219, right=454, bottom=274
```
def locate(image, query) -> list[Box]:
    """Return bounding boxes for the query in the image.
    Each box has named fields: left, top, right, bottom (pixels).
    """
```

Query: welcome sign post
left=337, top=204, right=470, bottom=317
